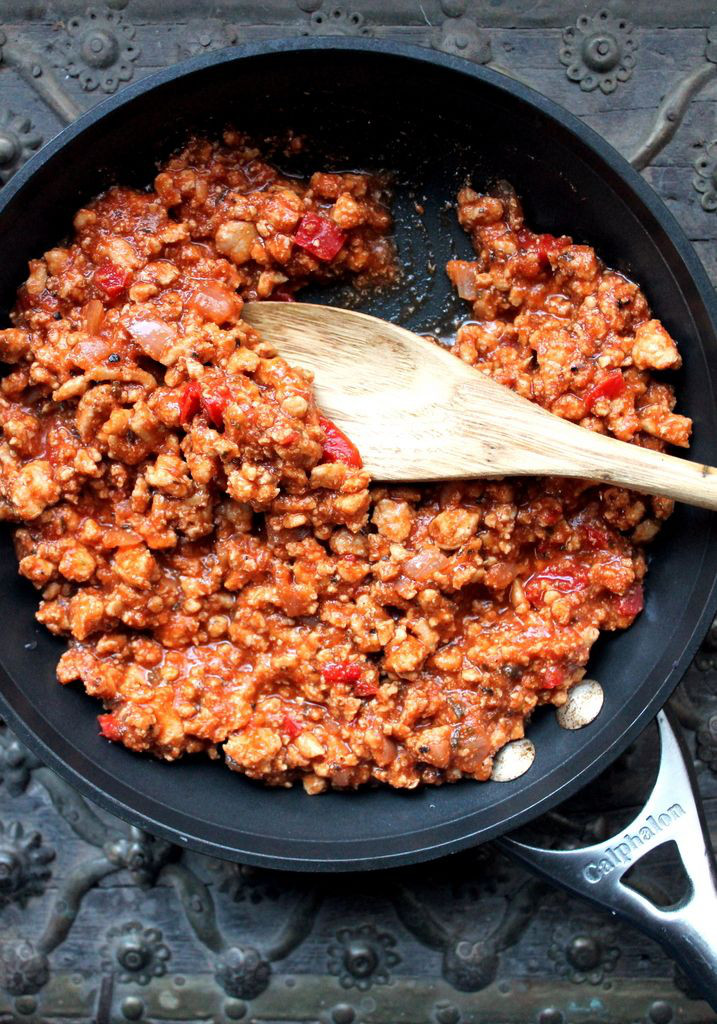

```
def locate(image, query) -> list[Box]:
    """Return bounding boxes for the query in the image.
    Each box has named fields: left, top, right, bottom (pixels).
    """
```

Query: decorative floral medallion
left=432, top=16, right=491, bottom=64
left=50, top=7, right=139, bottom=93
left=693, top=140, right=717, bottom=212
left=100, top=921, right=170, bottom=984
left=0, top=822, right=54, bottom=909
left=0, top=110, right=41, bottom=184
left=328, top=925, right=400, bottom=990
left=560, top=9, right=637, bottom=93
left=301, top=8, right=371, bottom=36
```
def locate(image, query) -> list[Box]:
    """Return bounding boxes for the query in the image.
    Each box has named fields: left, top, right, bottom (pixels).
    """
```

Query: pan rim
left=1, top=37, right=716, bottom=871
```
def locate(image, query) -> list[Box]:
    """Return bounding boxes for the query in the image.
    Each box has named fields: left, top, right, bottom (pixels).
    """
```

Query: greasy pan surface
left=1, top=40, right=717, bottom=871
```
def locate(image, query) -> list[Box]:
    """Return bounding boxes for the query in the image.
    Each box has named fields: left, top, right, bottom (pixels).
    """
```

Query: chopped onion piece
left=127, top=317, right=176, bottom=360
left=403, top=547, right=448, bottom=581
left=187, top=281, right=242, bottom=324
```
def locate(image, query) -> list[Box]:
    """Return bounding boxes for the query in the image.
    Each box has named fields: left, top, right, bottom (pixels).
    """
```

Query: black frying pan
left=2, top=39, right=717, bottom=1002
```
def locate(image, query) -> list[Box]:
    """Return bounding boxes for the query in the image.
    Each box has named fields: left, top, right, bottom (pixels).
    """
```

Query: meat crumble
left=0, top=134, right=690, bottom=792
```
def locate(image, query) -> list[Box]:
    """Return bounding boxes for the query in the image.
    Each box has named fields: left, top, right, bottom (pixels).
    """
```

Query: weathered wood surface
left=3, top=3, right=717, bottom=1023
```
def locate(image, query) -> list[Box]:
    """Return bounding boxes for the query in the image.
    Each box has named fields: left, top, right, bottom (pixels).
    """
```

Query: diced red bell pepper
left=281, top=714, right=302, bottom=740
left=179, top=382, right=232, bottom=429
left=583, top=523, right=611, bottom=550
left=319, top=416, right=363, bottom=468
left=541, top=666, right=565, bottom=690
left=98, top=713, right=121, bottom=742
left=94, top=262, right=130, bottom=300
left=616, top=583, right=644, bottom=618
left=179, top=381, right=202, bottom=424
left=515, top=229, right=569, bottom=266
left=294, top=213, right=346, bottom=262
left=322, top=661, right=363, bottom=686
left=201, top=386, right=232, bottom=430
left=354, top=679, right=378, bottom=698
left=584, top=369, right=625, bottom=411
left=322, top=662, right=377, bottom=698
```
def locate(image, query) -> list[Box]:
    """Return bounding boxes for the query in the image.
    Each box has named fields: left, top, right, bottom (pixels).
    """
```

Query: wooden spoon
left=243, top=302, right=717, bottom=510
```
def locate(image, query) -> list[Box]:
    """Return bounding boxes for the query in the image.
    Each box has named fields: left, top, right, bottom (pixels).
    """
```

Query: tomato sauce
left=0, top=134, right=689, bottom=792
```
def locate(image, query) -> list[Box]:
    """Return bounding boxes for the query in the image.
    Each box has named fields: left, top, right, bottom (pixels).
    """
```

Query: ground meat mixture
left=0, top=134, right=690, bottom=793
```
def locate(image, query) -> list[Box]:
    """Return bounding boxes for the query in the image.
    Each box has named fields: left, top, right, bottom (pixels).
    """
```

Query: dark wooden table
left=2, top=3, right=717, bottom=1022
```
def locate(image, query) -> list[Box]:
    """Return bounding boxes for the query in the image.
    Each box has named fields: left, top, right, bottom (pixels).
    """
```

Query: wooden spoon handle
left=245, top=302, right=714, bottom=508
left=458, top=378, right=717, bottom=509
left=548, top=421, right=717, bottom=510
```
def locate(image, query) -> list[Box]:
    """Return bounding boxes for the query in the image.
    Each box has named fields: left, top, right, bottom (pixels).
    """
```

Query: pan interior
left=0, top=44, right=716, bottom=869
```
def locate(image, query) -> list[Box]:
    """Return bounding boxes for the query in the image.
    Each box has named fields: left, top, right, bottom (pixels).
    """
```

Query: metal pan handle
left=498, top=709, right=717, bottom=1010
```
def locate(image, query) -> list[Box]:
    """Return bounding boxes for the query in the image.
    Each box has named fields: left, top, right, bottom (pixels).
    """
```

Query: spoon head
left=243, top=301, right=476, bottom=481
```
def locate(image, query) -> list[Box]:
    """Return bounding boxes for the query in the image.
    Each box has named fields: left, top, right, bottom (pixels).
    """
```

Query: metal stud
left=556, top=679, right=604, bottom=730
left=491, top=739, right=535, bottom=781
